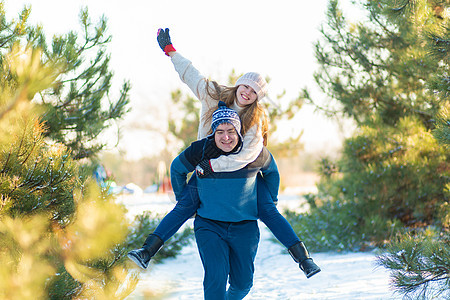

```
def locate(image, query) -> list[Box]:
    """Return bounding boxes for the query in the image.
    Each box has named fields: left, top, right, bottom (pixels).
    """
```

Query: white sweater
left=171, top=52, right=263, bottom=172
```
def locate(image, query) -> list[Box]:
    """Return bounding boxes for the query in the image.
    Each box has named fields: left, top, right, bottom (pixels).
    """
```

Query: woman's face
left=214, top=123, right=239, bottom=152
left=235, top=85, right=258, bottom=107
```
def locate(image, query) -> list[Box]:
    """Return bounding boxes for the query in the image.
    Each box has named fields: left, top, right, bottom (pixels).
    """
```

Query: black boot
left=288, top=241, right=321, bottom=278
left=127, top=234, right=164, bottom=269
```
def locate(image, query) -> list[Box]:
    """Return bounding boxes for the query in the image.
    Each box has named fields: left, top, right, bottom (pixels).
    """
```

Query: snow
left=120, top=193, right=402, bottom=300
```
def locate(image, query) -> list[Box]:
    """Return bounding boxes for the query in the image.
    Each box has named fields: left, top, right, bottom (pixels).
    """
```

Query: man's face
left=214, top=123, right=239, bottom=152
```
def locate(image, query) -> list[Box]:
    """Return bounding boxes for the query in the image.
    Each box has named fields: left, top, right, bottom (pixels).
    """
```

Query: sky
left=5, top=0, right=356, bottom=160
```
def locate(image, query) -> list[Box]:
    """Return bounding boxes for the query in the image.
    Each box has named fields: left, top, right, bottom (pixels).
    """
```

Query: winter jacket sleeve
left=209, top=123, right=264, bottom=172
left=171, top=53, right=217, bottom=139
left=171, top=52, right=207, bottom=100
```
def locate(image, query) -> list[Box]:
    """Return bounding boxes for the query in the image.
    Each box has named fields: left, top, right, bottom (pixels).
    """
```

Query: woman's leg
left=153, top=175, right=200, bottom=242
left=257, top=174, right=321, bottom=278
left=257, top=174, right=300, bottom=249
left=128, top=175, right=200, bottom=269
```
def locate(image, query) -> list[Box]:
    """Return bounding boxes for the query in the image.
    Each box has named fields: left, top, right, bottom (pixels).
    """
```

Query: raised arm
left=157, top=28, right=208, bottom=99
left=158, top=29, right=222, bottom=140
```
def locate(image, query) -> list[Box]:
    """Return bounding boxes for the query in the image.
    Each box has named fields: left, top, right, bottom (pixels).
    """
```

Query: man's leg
left=226, top=220, right=260, bottom=300
left=194, top=216, right=229, bottom=300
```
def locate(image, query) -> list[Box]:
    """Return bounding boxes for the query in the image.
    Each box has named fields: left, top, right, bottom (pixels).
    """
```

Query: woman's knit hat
left=208, top=101, right=243, bottom=151
left=235, top=72, right=268, bottom=101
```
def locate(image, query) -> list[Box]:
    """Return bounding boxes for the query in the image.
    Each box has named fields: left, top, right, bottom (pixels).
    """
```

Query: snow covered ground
left=120, top=192, right=402, bottom=300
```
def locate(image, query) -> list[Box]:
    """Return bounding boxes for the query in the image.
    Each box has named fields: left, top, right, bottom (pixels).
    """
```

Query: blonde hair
left=205, top=80, right=269, bottom=146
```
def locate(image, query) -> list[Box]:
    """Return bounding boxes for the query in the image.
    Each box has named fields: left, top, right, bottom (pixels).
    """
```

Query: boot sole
left=306, top=268, right=321, bottom=278
left=127, top=252, right=148, bottom=270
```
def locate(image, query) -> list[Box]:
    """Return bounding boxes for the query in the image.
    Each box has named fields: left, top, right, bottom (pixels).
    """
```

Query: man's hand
left=157, top=28, right=176, bottom=56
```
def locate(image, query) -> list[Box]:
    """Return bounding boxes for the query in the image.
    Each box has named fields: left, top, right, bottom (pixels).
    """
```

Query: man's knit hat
left=235, top=72, right=268, bottom=101
left=208, top=101, right=243, bottom=151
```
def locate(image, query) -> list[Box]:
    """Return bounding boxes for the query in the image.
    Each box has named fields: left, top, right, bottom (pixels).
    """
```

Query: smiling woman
left=234, top=72, right=267, bottom=107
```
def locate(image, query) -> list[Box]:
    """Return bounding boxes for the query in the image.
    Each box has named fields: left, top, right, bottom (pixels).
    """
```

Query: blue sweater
left=170, top=138, right=280, bottom=222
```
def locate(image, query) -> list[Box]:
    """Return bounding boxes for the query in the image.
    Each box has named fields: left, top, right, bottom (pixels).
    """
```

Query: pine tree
left=0, top=44, right=138, bottom=300
left=0, top=5, right=131, bottom=160
left=425, top=3, right=450, bottom=149
left=296, top=0, right=449, bottom=236
left=0, top=5, right=138, bottom=299
left=288, top=0, right=449, bottom=297
left=308, top=0, right=441, bottom=127
left=376, top=231, right=450, bottom=299
left=373, top=1, right=450, bottom=298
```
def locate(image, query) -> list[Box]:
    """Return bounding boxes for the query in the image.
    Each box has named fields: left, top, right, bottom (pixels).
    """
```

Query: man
left=170, top=101, right=279, bottom=300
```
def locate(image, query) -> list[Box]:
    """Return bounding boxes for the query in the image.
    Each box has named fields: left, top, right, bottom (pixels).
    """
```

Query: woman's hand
left=157, top=28, right=176, bottom=56
left=196, top=160, right=213, bottom=178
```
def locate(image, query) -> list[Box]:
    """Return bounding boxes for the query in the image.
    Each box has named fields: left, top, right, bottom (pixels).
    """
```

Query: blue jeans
left=153, top=174, right=300, bottom=248
left=194, top=216, right=259, bottom=300
left=256, top=173, right=300, bottom=248
left=153, top=175, right=199, bottom=242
